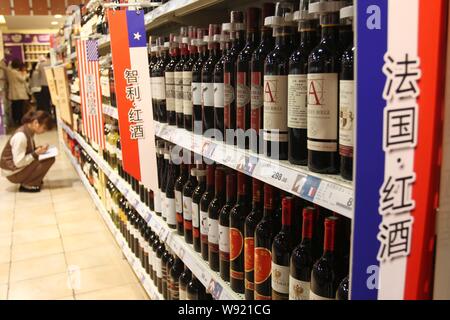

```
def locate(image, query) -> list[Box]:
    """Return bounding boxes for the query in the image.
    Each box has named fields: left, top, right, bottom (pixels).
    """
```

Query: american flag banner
left=76, top=39, right=105, bottom=150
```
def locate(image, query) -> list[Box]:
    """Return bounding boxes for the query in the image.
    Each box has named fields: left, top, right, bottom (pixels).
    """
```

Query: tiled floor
left=0, top=130, right=149, bottom=300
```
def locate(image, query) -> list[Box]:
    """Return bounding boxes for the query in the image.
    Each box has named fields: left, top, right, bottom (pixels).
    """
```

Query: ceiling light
left=54, top=14, right=63, bottom=19
left=51, top=21, right=58, bottom=25
left=0, top=15, right=6, bottom=24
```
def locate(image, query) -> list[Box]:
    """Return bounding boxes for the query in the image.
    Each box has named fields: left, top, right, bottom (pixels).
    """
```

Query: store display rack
left=70, top=94, right=118, bottom=120
left=59, top=120, right=244, bottom=300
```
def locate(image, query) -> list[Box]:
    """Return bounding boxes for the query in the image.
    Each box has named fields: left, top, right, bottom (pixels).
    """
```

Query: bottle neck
left=275, top=27, right=293, bottom=47
left=209, top=42, right=220, bottom=56
left=246, top=29, right=259, bottom=44
left=260, top=27, right=272, bottom=42
left=302, top=211, right=314, bottom=241
left=300, top=29, right=318, bottom=47
left=323, top=219, right=337, bottom=254
left=321, top=25, right=340, bottom=44
left=234, top=30, right=246, bottom=46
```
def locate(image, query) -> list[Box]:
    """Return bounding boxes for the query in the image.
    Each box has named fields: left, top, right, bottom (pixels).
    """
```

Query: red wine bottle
left=208, top=166, right=226, bottom=271
left=224, top=11, right=245, bottom=145
left=148, top=229, right=156, bottom=280
left=156, top=242, right=165, bottom=293
left=202, top=24, right=222, bottom=134
left=165, top=33, right=179, bottom=125
left=263, top=2, right=295, bottom=160
left=161, top=247, right=171, bottom=299
left=192, top=166, right=207, bottom=252
left=150, top=41, right=160, bottom=122
left=230, top=172, right=250, bottom=293
left=236, top=7, right=261, bottom=150
left=175, top=161, right=188, bottom=235
left=219, top=172, right=236, bottom=282
left=244, top=178, right=263, bottom=300
left=288, top=5, right=319, bottom=165
left=250, top=3, right=276, bottom=153
left=161, top=143, right=170, bottom=222
left=169, top=256, right=184, bottom=300
left=176, top=27, right=189, bottom=128
left=165, top=145, right=179, bottom=229
left=307, top=11, right=342, bottom=174
left=254, top=184, right=275, bottom=300
left=183, top=165, right=198, bottom=244
left=192, top=29, right=209, bottom=135
left=155, top=37, right=170, bottom=123
left=154, top=141, right=164, bottom=216
left=151, top=235, right=160, bottom=284
left=310, top=216, right=339, bottom=300
left=200, top=164, right=215, bottom=259
left=186, top=274, right=206, bottom=300
left=179, top=266, right=192, bottom=300
left=183, top=26, right=197, bottom=131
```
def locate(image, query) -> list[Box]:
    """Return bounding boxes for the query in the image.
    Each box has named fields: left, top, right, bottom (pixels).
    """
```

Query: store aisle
left=0, top=130, right=149, bottom=300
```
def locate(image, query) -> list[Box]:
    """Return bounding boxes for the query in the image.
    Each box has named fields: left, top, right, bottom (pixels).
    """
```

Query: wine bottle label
left=251, top=72, right=263, bottom=133
left=214, top=83, right=224, bottom=109
left=245, top=279, right=254, bottom=291
left=219, top=225, right=230, bottom=255
left=309, top=290, right=334, bottom=300
left=170, top=281, right=180, bottom=300
left=175, top=190, right=182, bottom=213
left=244, top=237, right=255, bottom=272
left=166, top=198, right=176, bottom=225
left=263, top=75, right=288, bottom=142
left=201, top=82, right=214, bottom=107
left=224, top=72, right=235, bottom=105
left=254, top=292, right=272, bottom=300
left=208, top=218, right=219, bottom=245
left=289, top=277, right=310, bottom=300
left=154, top=190, right=161, bottom=213
left=229, top=228, right=243, bottom=261
left=165, top=71, right=175, bottom=112
left=288, top=74, right=308, bottom=129
left=237, top=72, right=250, bottom=130
left=271, top=262, right=289, bottom=294
left=200, top=210, right=209, bottom=239
left=192, top=202, right=200, bottom=228
left=179, top=288, right=187, bottom=300
left=339, top=80, right=354, bottom=155
left=156, top=257, right=162, bottom=278
left=175, top=71, right=184, bottom=113
left=192, top=82, right=202, bottom=105
left=182, top=196, right=192, bottom=221
left=183, top=71, right=193, bottom=115
left=100, top=75, right=111, bottom=98
left=254, top=247, right=272, bottom=284
left=307, top=73, right=339, bottom=152
left=161, top=192, right=167, bottom=219
left=153, top=76, right=166, bottom=100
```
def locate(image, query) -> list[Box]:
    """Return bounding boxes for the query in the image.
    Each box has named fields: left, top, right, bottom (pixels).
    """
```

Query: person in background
left=0, top=59, right=30, bottom=126
left=37, top=53, right=52, bottom=115
left=29, top=62, right=42, bottom=107
left=0, top=110, right=55, bottom=193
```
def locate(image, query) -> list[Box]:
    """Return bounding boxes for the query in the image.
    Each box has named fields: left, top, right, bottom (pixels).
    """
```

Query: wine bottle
left=192, top=166, right=207, bottom=252
left=183, top=26, right=198, bottom=131
left=175, top=159, right=189, bottom=235
left=192, top=29, right=209, bottom=134
left=148, top=229, right=156, bottom=280
left=165, top=145, right=179, bottom=229
left=152, top=235, right=160, bottom=284
left=202, top=24, right=222, bottom=134
left=179, top=266, right=192, bottom=300
left=230, top=172, right=250, bottom=293
left=291, top=197, right=305, bottom=249
left=336, top=275, right=349, bottom=300
left=155, top=140, right=164, bottom=216
left=254, top=184, right=275, bottom=300
left=307, top=8, right=343, bottom=174
left=244, top=178, right=263, bottom=300
left=161, top=142, right=170, bottom=222
left=310, top=216, right=339, bottom=300
left=155, top=37, right=170, bottom=123
left=166, top=251, right=175, bottom=299
left=250, top=3, right=276, bottom=153
left=183, top=165, right=198, bottom=244
left=150, top=42, right=160, bottom=122
left=263, top=2, right=295, bottom=160
left=236, top=7, right=261, bottom=149
left=161, top=247, right=171, bottom=299
left=175, top=27, right=189, bottom=128
left=169, top=256, right=184, bottom=300
left=219, top=172, right=236, bottom=282
left=156, top=242, right=165, bottom=294
left=272, top=196, right=293, bottom=300
left=288, top=2, right=319, bottom=165
left=208, top=166, right=226, bottom=271
left=200, top=164, right=215, bottom=259
left=165, top=33, right=179, bottom=126
left=187, top=274, right=206, bottom=300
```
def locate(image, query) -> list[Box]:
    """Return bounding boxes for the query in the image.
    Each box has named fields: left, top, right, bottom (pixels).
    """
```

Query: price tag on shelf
left=208, top=278, right=224, bottom=300
left=202, top=140, right=217, bottom=160
left=254, top=160, right=295, bottom=191
left=299, top=175, right=322, bottom=202
left=235, top=155, right=259, bottom=176
left=313, top=182, right=354, bottom=217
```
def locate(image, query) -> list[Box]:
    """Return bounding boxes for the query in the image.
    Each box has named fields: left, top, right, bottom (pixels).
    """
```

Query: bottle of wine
left=166, top=251, right=175, bottom=299
left=161, top=142, right=170, bottom=222
left=183, top=26, right=198, bottom=131
left=183, top=165, right=198, bottom=244
left=250, top=3, right=276, bottom=153
left=192, top=166, right=207, bottom=252
left=336, top=275, right=349, bottom=300
left=263, top=2, right=295, bottom=160
left=202, top=24, right=222, bottom=134
left=156, top=241, right=165, bottom=294
left=169, top=256, right=184, bottom=300
left=208, top=166, right=226, bottom=271
left=230, top=172, right=250, bottom=293
left=175, top=158, right=189, bottom=235
left=161, top=247, right=171, bottom=299
left=307, top=6, right=343, bottom=174
left=187, top=274, right=206, bottom=300
left=155, top=37, right=170, bottom=123
left=224, top=11, right=245, bottom=145
left=144, top=227, right=152, bottom=274
left=244, top=178, right=263, bottom=300
left=148, top=229, right=156, bottom=280
left=179, top=266, right=192, bottom=300
left=219, top=172, right=236, bottom=282
left=254, top=183, right=275, bottom=300
left=310, top=216, right=339, bottom=300
left=165, top=33, right=179, bottom=126
left=236, top=7, right=261, bottom=149
left=152, top=235, right=160, bottom=284
left=150, top=40, right=159, bottom=122
left=165, top=145, right=179, bottom=229
left=176, top=27, right=189, bottom=128
left=200, top=164, right=215, bottom=259
left=155, top=140, right=164, bottom=216
left=272, top=196, right=293, bottom=300
left=288, top=1, right=319, bottom=165
left=192, top=29, right=209, bottom=135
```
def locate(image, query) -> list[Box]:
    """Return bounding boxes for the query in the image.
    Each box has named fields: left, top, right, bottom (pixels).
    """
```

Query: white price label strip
left=313, top=182, right=353, bottom=218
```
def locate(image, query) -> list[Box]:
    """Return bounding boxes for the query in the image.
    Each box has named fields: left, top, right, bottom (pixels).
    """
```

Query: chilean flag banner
left=108, top=10, right=158, bottom=191
left=352, top=0, right=447, bottom=299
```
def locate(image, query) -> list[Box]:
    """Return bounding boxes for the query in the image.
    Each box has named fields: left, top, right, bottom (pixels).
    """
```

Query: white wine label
left=263, top=131, right=288, bottom=142
left=156, top=257, right=162, bottom=278
left=339, top=80, right=355, bottom=149
left=307, top=73, right=338, bottom=152
left=154, top=190, right=161, bottom=213
left=202, top=82, right=214, bottom=107
left=219, top=225, right=230, bottom=253
left=237, top=83, right=250, bottom=108
left=175, top=190, right=182, bottom=213
left=192, top=82, right=202, bottom=105
left=165, top=72, right=175, bottom=112
left=224, top=83, right=235, bottom=106
left=183, top=71, right=193, bottom=115
left=100, top=76, right=111, bottom=98
left=200, top=210, right=209, bottom=235
left=161, top=192, right=167, bottom=219
left=182, top=196, right=192, bottom=221
left=271, top=262, right=289, bottom=294
left=214, top=83, right=224, bottom=108
left=175, top=71, right=184, bottom=113
left=153, top=76, right=166, bottom=100
left=288, top=74, right=308, bottom=129
left=289, top=277, right=310, bottom=300
left=309, top=290, right=334, bottom=300
left=208, top=218, right=219, bottom=244
left=263, top=75, right=288, bottom=132
left=192, top=202, right=200, bottom=228
left=166, top=198, right=176, bottom=225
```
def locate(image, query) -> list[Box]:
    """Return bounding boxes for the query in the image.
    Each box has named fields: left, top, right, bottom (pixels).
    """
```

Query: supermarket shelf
left=61, top=142, right=163, bottom=300
left=59, top=119, right=244, bottom=300
left=155, top=123, right=354, bottom=219
left=71, top=94, right=81, bottom=104
left=103, top=104, right=118, bottom=119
